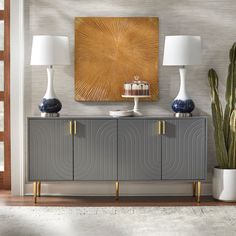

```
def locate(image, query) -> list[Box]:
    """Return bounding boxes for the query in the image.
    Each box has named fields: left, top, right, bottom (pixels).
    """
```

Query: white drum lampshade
left=163, top=35, right=202, bottom=116
left=163, top=36, right=201, bottom=66
left=30, top=35, right=71, bottom=117
left=31, top=35, right=70, bottom=65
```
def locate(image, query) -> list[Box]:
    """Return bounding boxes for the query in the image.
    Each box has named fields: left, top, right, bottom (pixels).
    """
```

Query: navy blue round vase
left=39, top=98, right=62, bottom=114
left=172, top=99, right=195, bottom=113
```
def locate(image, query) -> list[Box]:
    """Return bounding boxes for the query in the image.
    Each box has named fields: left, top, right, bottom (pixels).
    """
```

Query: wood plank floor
left=0, top=191, right=236, bottom=206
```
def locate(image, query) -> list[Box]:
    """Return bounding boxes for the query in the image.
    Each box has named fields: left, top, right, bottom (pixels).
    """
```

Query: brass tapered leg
left=37, top=181, right=41, bottom=197
left=33, top=182, right=37, bottom=204
left=193, top=182, right=196, bottom=197
left=196, top=181, right=201, bottom=203
left=115, top=181, right=119, bottom=200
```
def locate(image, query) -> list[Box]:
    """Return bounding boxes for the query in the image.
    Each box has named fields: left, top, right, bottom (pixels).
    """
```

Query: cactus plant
left=208, top=43, right=236, bottom=169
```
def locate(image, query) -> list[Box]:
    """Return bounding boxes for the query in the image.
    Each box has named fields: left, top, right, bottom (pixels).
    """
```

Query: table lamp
left=30, top=35, right=70, bottom=117
left=163, top=35, right=202, bottom=117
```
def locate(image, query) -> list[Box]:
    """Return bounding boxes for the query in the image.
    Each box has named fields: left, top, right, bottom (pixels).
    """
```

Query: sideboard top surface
left=28, top=115, right=208, bottom=120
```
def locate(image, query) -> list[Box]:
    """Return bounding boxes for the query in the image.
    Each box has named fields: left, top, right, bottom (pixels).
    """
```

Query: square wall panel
left=0, top=61, right=4, bottom=91
left=0, top=142, right=4, bottom=171
left=0, top=0, right=4, bottom=10
left=74, top=17, right=159, bottom=101
left=0, top=101, right=4, bottom=131
left=0, top=21, right=4, bottom=50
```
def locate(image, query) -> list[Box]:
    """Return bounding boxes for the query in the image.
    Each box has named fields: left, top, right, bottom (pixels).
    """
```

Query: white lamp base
left=172, top=67, right=195, bottom=115
left=38, top=66, right=62, bottom=115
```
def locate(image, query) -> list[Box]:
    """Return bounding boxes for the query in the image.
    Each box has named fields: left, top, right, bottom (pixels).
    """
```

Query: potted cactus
left=208, top=43, right=236, bottom=201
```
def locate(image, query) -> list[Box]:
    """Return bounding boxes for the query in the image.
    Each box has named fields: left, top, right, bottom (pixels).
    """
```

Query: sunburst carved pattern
left=74, top=120, right=117, bottom=180
left=162, top=119, right=206, bottom=180
left=75, top=17, right=159, bottom=101
left=118, top=120, right=162, bottom=180
left=29, top=120, right=73, bottom=181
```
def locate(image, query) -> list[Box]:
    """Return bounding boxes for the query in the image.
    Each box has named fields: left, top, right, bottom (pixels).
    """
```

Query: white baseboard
left=24, top=181, right=212, bottom=196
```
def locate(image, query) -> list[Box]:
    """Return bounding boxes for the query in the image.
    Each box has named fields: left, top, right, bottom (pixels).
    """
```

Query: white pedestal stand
left=122, top=95, right=150, bottom=116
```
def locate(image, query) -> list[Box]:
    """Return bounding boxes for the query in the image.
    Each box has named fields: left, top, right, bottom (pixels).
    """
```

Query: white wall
left=11, top=0, right=24, bottom=196
left=12, top=0, right=236, bottom=196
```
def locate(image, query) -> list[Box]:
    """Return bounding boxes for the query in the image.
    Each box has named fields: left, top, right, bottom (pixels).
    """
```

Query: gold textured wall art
left=74, top=17, right=159, bottom=101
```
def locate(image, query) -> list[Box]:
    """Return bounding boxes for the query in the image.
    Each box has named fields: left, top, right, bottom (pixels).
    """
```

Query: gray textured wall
left=24, top=0, right=236, bottom=173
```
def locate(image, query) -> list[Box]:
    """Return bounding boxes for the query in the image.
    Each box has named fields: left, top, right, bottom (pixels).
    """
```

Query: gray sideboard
left=118, top=119, right=162, bottom=181
left=73, top=119, right=117, bottom=181
left=28, top=116, right=207, bottom=203
left=29, top=119, right=73, bottom=181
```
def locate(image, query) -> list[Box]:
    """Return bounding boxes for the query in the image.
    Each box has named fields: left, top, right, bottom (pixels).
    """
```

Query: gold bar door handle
left=74, top=121, right=77, bottom=135
left=158, top=121, right=162, bottom=135
left=69, top=121, right=73, bottom=135
left=162, top=121, right=166, bottom=135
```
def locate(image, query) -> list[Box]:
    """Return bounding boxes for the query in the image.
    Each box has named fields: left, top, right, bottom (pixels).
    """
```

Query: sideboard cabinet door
left=28, top=119, right=73, bottom=181
left=118, top=119, right=162, bottom=180
left=162, top=118, right=207, bottom=180
left=74, top=120, right=117, bottom=180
